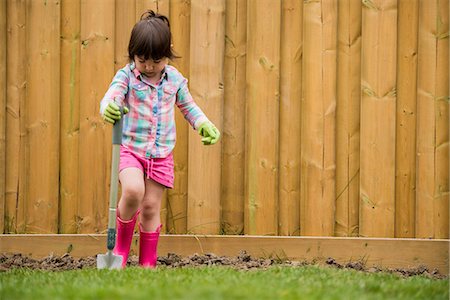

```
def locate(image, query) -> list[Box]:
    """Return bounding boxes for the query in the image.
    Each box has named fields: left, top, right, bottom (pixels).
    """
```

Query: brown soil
left=0, top=251, right=446, bottom=279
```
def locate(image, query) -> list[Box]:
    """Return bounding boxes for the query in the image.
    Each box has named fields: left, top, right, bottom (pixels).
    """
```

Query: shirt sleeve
left=99, top=68, right=130, bottom=114
left=176, top=79, right=209, bottom=130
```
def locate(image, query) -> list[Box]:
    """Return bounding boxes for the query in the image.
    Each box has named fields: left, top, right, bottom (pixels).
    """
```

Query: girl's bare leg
left=140, top=178, right=165, bottom=232
left=118, top=168, right=145, bottom=220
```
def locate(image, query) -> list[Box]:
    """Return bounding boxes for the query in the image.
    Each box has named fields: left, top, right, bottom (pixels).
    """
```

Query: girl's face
left=134, top=55, right=168, bottom=82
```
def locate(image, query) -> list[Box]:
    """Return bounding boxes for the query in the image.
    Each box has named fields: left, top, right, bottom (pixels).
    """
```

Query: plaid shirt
left=100, top=63, right=209, bottom=158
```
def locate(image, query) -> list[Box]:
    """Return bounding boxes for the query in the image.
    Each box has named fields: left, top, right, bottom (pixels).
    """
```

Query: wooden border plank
left=0, top=235, right=448, bottom=274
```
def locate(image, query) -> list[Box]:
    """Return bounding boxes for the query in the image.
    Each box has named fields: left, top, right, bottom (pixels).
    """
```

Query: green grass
left=0, top=266, right=448, bottom=300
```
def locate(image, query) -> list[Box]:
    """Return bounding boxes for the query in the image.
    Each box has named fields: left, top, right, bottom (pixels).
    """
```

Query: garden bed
left=0, top=251, right=446, bottom=279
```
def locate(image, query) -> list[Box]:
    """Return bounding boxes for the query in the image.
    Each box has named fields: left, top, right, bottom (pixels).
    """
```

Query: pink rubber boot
left=113, top=210, right=139, bottom=268
left=139, top=224, right=162, bottom=268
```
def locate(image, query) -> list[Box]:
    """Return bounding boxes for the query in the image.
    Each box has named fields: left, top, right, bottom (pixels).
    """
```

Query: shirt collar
left=130, top=62, right=168, bottom=84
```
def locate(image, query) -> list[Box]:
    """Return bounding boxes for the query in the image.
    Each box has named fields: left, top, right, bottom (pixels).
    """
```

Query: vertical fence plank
left=115, top=0, right=135, bottom=71
left=222, top=0, right=247, bottom=235
left=136, top=0, right=155, bottom=18
left=245, top=0, right=281, bottom=235
left=167, top=0, right=191, bottom=234
left=5, top=0, right=26, bottom=233
left=395, top=0, right=419, bottom=238
left=24, top=0, right=60, bottom=233
left=187, top=0, right=225, bottom=234
left=335, top=0, right=362, bottom=237
left=360, top=0, right=397, bottom=238
left=135, top=0, right=169, bottom=18
left=60, top=0, right=81, bottom=233
left=433, top=0, right=449, bottom=239
left=156, top=0, right=170, bottom=15
left=300, top=0, right=337, bottom=236
left=416, top=0, right=449, bottom=239
left=278, top=0, right=302, bottom=236
left=79, top=0, right=115, bottom=233
left=0, top=0, right=6, bottom=233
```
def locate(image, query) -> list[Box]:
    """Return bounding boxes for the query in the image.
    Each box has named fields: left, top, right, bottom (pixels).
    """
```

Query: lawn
left=0, top=265, right=448, bottom=300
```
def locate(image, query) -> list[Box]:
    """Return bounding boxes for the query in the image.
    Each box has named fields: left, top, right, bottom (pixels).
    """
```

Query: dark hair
left=128, top=10, right=177, bottom=61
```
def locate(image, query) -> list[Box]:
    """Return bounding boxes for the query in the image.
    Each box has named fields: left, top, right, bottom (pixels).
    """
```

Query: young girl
left=100, top=10, right=220, bottom=268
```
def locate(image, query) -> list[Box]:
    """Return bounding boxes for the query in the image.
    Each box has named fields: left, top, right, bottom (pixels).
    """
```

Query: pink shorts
left=119, top=146, right=174, bottom=188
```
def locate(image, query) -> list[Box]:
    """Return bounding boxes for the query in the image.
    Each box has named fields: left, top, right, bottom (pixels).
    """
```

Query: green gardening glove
left=198, top=121, right=220, bottom=145
left=102, top=102, right=129, bottom=124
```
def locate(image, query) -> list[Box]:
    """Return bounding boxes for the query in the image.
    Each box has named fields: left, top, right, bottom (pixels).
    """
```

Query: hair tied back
left=140, top=10, right=170, bottom=28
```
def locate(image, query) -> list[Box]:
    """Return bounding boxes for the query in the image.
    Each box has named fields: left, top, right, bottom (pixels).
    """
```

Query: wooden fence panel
left=335, top=0, right=361, bottom=237
left=395, top=0, right=419, bottom=238
left=245, top=0, right=281, bottom=235
left=115, top=0, right=136, bottom=72
left=360, top=0, right=397, bottom=238
left=166, top=0, right=191, bottom=234
left=24, top=0, right=61, bottom=234
left=60, top=0, right=81, bottom=234
left=187, top=0, right=225, bottom=234
left=300, top=0, right=337, bottom=236
left=0, top=0, right=6, bottom=234
left=278, top=0, right=302, bottom=236
left=78, top=0, right=115, bottom=233
left=222, top=0, right=247, bottom=235
left=416, top=0, right=449, bottom=239
left=5, top=0, right=27, bottom=233
left=1, top=0, right=448, bottom=239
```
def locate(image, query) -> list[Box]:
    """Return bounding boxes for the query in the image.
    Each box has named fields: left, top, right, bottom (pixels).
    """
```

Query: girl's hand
left=198, top=121, right=220, bottom=145
left=102, top=102, right=129, bottom=124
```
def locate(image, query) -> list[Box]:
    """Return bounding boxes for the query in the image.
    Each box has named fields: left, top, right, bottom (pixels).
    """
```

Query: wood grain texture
left=167, top=0, right=191, bottom=234
left=416, top=0, right=449, bottom=239
left=395, top=0, right=419, bottom=238
left=278, top=0, right=302, bottom=236
left=222, top=0, right=247, bottom=235
left=301, top=0, right=337, bottom=236
left=0, top=0, right=6, bottom=233
left=335, top=0, right=361, bottom=237
left=78, top=0, right=115, bottom=233
left=245, top=0, right=281, bottom=235
left=187, top=0, right=225, bottom=234
left=360, top=0, right=397, bottom=237
left=60, top=0, right=81, bottom=234
left=23, top=0, right=60, bottom=233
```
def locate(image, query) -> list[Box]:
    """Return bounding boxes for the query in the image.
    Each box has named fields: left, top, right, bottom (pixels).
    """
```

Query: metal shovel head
left=97, top=251, right=123, bottom=269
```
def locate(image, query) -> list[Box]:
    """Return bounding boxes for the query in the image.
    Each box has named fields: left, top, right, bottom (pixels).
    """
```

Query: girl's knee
left=140, top=200, right=159, bottom=219
left=122, top=183, right=144, bottom=203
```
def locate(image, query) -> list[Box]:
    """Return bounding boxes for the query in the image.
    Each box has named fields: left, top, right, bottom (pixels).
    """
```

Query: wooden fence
left=0, top=0, right=448, bottom=238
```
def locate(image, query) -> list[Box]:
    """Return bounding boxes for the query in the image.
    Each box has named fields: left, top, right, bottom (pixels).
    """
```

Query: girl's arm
left=175, top=80, right=209, bottom=129
left=100, top=68, right=130, bottom=114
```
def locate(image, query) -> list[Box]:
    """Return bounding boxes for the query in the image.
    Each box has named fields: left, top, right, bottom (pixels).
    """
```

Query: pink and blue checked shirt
left=100, top=63, right=209, bottom=158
